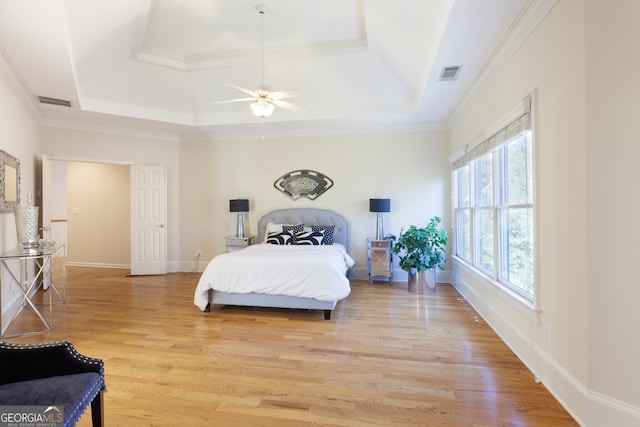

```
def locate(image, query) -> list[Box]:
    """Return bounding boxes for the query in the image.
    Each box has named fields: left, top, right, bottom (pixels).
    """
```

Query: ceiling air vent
left=439, top=65, right=462, bottom=81
left=36, top=96, right=72, bottom=107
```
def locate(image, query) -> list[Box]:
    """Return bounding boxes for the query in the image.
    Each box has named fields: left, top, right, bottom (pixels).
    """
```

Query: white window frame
left=451, top=94, right=537, bottom=306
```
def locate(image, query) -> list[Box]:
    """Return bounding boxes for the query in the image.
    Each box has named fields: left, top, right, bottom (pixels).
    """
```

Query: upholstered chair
left=0, top=341, right=105, bottom=427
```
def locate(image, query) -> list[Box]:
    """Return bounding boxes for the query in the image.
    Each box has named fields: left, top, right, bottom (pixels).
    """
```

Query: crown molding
left=448, top=0, right=558, bottom=124
left=39, top=119, right=181, bottom=142
left=0, top=42, right=43, bottom=123
left=178, top=118, right=448, bottom=142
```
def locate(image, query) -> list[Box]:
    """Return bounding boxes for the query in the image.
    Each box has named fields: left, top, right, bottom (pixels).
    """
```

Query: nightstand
left=368, top=238, right=393, bottom=284
left=226, top=236, right=254, bottom=253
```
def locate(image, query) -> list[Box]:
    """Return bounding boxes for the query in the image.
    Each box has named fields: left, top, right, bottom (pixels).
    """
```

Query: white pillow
left=264, top=222, right=283, bottom=240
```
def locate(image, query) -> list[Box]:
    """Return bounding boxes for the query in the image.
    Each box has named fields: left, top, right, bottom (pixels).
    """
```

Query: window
left=475, top=152, right=494, bottom=274
left=452, top=96, right=535, bottom=303
left=453, top=164, right=471, bottom=262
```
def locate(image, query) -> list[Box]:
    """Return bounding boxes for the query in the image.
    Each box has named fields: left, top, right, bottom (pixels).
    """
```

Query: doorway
left=43, top=159, right=130, bottom=268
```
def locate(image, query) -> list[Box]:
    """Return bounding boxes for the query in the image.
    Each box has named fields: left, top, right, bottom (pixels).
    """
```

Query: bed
left=193, top=208, right=354, bottom=319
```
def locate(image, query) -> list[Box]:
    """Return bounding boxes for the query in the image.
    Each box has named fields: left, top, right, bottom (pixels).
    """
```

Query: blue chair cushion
left=0, top=372, right=102, bottom=427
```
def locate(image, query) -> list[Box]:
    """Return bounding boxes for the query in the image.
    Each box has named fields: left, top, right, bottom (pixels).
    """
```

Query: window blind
left=452, top=95, right=532, bottom=170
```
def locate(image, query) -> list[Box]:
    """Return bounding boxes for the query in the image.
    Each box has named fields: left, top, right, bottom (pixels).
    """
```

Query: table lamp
left=369, top=198, right=390, bottom=240
left=229, top=199, right=249, bottom=238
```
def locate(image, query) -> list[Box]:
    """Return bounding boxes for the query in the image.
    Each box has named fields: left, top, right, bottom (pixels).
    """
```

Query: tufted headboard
left=258, top=208, right=349, bottom=251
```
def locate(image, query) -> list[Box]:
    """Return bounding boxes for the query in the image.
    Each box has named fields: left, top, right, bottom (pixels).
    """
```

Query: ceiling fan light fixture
left=213, top=4, right=305, bottom=118
left=250, top=98, right=275, bottom=117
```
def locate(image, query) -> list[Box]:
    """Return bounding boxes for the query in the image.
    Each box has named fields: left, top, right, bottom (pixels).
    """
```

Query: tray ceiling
left=0, top=0, right=533, bottom=140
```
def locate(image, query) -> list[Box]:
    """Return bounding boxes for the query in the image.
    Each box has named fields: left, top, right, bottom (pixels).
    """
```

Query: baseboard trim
left=452, top=273, right=640, bottom=427
left=66, top=262, right=130, bottom=269
left=66, top=261, right=192, bottom=275
left=347, top=267, right=453, bottom=284
left=451, top=275, right=585, bottom=424
left=585, top=390, right=640, bottom=427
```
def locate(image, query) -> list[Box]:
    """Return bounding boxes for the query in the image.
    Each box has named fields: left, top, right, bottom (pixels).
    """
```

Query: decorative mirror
left=274, top=169, right=333, bottom=200
left=0, top=150, right=20, bottom=213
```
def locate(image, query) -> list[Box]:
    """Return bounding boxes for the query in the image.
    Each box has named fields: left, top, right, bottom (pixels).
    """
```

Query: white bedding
left=194, top=243, right=355, bottom=311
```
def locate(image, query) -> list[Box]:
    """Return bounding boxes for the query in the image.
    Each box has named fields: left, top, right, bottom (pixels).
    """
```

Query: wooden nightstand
left=226, top=236, right=254, bottom=253
left=368, top=238, right=393, bottom=284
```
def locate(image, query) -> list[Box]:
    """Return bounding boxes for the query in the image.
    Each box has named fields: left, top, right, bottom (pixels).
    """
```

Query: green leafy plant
left=392, top=216, right=448, bottom=272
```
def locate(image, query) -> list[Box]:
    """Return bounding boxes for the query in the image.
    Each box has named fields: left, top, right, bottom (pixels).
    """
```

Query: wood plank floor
left=5, top=267, right=577, bottom=426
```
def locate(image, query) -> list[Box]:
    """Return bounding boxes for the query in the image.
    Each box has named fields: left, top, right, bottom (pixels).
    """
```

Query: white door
left=41, top=154, right=52, bottom=236
left=41, top=155, right=69, bottom=287
left=40, top=156, right=68, bottom=249
left=130, top=165, right=167, bottom=275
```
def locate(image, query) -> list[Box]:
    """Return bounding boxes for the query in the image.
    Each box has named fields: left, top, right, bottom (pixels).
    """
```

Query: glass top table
left=0, top=243, right=66, bottom=338
left=1, top=244, right=63, bottom=257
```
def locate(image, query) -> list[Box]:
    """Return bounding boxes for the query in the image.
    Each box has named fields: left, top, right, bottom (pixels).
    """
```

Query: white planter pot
left=408, top=268, right=436, bottom=294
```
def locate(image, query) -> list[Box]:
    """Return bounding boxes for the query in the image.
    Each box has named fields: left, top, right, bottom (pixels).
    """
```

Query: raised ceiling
left=0, top=0, right=538, bottom=141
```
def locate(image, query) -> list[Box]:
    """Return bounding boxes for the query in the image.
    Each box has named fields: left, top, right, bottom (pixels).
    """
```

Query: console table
left=0, top=244, right=66, bottom=338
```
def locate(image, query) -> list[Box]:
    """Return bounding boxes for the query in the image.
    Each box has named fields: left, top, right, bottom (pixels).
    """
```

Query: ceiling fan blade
left=227, top=84, right=257, bottom=97
left=269, top=89, right=303, bottom=100
left=272, top=99, right=309, bottom=112
left=211, top=97, right=254, bottom=105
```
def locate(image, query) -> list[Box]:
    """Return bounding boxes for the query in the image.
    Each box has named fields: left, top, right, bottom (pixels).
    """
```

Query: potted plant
left=392, top=216, right=448, bottom=293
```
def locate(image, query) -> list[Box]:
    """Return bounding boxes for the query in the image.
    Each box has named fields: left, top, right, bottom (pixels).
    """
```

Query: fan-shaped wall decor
left=274, top=170, right=333, bottom=200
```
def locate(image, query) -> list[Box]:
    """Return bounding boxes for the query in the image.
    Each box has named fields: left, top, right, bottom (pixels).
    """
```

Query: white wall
left=39, top=126, right=451, bottom=279
left=0, top=65, right=40, bottom=323
left=584, top=0, right=640, bottom=425
left=39, top=127, right=181, bottom=270
left=49, top=160, right=67, bottom=219
left=179, top=131, right=451, bottom=278
left=450, top=0, right=640, bottom=425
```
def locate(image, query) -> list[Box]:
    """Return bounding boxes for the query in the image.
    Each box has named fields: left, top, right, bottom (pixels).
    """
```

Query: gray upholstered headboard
left=258, top=208, right=349, bottom=250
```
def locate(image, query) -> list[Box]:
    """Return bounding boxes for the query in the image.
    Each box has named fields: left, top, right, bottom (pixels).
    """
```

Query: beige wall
left=41, top=127, right=450, bottom=276
left=451, top=0, right=588, bottom=417
left=450, top=0, right=640, bottom=425
left=453, top=0, right=588, bottom=375
left=0, top=80, right=40, bottom=252
left=39, top=127, right=181, bottom=269
left=0, top=68, right=40, bottom=320
left=584, top=0, right=640, bottom=422
left=179, top=130, right=451, bottom=277
left=66, top=161, right=130, bottom=267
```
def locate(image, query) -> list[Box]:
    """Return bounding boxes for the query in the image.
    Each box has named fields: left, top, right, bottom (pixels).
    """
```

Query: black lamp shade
left=369, top=198, right=391, bottom=213
left=229, top=199, right=249, bottom=212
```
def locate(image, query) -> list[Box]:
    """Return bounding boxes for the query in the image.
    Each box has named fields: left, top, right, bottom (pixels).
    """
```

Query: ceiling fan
left=213, top=4, right=307, bottom=118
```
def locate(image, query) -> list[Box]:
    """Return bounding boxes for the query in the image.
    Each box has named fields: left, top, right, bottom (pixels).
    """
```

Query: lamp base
left=375, top=213, right=384, bottom=240
left=236, top=213, right=244, bottom=238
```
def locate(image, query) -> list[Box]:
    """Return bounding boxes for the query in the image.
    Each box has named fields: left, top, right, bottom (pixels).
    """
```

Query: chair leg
left=90, top=391, right=104, bottom=427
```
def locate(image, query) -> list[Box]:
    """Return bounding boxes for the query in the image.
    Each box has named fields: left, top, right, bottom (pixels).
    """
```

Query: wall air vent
left=439, top=65, right=462, bottom=81
left=36, top=96, right=72, bottom=107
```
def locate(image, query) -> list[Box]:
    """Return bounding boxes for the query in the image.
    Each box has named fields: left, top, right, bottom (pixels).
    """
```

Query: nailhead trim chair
left=0, top=341, right=105, bottom=427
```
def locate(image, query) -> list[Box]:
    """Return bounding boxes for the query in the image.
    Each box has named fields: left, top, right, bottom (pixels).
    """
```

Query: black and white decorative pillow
left=311, top=225, right=335, bottom=245
left=282, top=224, right=305, bottom=244
left=264, top=223, right=304, bottom=242
left=295, top=230, right=325, bottom=245
left=266, top=231, right=293, bottom=245
left=282, top=223, right=304, bottom=233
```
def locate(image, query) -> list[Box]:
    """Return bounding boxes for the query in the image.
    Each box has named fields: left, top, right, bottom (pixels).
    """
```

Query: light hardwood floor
left=5, top=267, right=577, bottom=426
